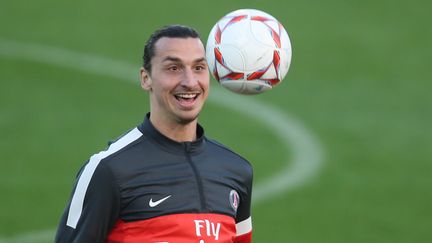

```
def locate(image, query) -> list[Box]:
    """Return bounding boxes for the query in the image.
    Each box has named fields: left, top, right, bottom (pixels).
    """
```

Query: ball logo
left=229, top=190, right=240, bottom=212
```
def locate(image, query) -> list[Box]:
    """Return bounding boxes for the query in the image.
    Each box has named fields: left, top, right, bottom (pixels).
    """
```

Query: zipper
left=184, top=142, right=206, bottom=211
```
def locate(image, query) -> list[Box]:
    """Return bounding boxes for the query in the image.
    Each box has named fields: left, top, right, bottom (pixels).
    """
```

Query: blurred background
left=1, top=0, right=431, bottom=242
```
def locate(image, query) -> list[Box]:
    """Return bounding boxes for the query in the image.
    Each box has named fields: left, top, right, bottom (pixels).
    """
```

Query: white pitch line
left=0, top=38, right=324, bottom=243
left=211, top=90, right=324, bottom=203
left=0, top=229, right=55, bottom=243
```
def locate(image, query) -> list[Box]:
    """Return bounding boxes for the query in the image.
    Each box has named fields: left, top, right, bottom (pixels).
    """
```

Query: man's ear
left=140, top=67, right=152, bottom=91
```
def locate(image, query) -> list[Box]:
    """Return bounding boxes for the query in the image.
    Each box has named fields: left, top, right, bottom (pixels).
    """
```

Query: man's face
left=141, top=37, right=210, bottom=125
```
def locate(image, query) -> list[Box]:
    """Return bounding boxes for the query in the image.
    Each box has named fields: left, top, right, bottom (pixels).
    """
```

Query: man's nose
left=180, top=68, right=199, bottom=87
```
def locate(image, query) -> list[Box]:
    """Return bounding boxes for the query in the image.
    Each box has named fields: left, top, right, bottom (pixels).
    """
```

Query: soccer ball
left=206, top=9, right=292, bottom=94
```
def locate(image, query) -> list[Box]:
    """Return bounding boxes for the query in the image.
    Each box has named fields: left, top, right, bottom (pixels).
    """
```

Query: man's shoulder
left=86, top=127, right=145, bottom=169
left=205, top=137, right=252, bottom=168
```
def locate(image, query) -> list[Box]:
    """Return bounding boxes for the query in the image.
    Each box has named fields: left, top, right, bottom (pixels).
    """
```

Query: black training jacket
left=55, top=114, right=253, bottom=243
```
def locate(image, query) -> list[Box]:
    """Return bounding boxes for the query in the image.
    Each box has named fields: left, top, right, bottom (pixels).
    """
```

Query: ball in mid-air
left=206, top=9, right=292, bottom=94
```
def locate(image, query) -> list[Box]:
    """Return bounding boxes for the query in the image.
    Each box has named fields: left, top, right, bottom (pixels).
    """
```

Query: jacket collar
left=138, top=113, right=206, bottom=154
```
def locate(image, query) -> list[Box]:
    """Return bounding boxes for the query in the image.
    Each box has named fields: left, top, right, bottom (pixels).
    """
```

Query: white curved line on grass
left=212, top=90, right=324, bottom=202
left=0, top=38, right=324, bottom=243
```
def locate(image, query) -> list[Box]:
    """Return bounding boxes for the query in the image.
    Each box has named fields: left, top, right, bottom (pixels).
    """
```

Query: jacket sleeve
left=55, top=160, right=120, bottom=243
left=234, top=165, right=253, bottom=243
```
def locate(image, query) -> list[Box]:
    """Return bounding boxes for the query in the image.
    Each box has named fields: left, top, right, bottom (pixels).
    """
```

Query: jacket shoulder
left=206, top=138, right=253, bottom=169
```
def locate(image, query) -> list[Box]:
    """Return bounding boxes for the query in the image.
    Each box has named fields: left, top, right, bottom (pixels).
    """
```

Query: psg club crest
left=229, top=190, right=240, bottom=212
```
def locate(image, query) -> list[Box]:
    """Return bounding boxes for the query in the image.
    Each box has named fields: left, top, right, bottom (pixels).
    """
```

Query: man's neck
left=149, top=115, right=197, bottom=142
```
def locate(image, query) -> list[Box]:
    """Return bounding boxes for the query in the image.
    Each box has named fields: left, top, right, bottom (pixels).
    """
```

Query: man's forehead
left=156, top=36, right=202, bottom=44
left=154, top=37, right=205, bottom=58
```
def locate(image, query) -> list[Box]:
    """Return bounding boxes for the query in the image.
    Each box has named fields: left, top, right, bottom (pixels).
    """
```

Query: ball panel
left=218, top=44, right=245, bottom=72
left=205, top=25, right=218, bottom=77
left=221, top=80, right=272, bottom=95
left=264, top=21, right=280, bottom=34
left=278, top=49, right=291, bottom=81
left=240, top=43, right=273, bottom=73
left=219, top=20, right=250, bottom=46
left=215, top=58, right=231, bottom=79
left=249, top=21, right=276, bottom=48
left=260, top=63, right=276, bottom=80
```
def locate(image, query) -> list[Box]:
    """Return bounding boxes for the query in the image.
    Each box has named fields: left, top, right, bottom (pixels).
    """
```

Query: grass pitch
left=1, top=0, right=431, bottom=242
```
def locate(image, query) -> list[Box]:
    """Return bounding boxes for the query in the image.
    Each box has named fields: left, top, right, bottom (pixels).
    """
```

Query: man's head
left=143, top=25, right=200, bottom=74
left=140, top=25, right=210, bottom=127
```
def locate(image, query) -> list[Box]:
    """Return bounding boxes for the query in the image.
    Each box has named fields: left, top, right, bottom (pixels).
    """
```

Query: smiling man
left=141, top=35, right=209, bottom=141
left=56, top=25, right=253, bottom=243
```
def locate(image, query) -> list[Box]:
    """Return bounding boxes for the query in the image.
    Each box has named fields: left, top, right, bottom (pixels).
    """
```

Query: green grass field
left=1, top=0, right=431, bottom=242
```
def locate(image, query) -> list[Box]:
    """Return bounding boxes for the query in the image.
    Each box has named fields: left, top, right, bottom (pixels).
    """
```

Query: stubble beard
left=175, top=109, right=201, bottom=125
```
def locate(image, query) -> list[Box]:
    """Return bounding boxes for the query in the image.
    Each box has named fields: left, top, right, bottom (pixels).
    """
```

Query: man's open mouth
left=174, top=93, right=200, bottom=101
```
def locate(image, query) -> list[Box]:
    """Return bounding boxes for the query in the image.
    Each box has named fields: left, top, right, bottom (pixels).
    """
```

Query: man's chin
left=175, top=111, right=200, bottom=125
left=176, top=115, right=199, bottom=125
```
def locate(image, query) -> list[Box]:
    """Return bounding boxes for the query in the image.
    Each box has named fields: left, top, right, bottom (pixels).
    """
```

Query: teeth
left=175, top=93, right=198, bottom=99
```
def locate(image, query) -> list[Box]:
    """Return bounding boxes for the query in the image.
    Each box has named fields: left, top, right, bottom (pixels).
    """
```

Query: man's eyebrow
left=194, top=57, right=207, bottom=63
left=162, top=56, right=182, bottom=63
left=162, top=56, right=207, bottom=63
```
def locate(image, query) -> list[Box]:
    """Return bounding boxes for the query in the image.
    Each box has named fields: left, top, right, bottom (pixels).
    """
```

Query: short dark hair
left=143, top=25, right=201, bottom=73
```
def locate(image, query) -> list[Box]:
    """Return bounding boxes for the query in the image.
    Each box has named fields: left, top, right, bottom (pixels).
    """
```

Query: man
left=56, top=25, right=253, bottom=243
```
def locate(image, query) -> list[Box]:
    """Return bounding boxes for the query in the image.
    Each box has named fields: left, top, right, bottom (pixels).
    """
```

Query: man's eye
left=195, top=65, right=206, bottom=71
left=168, top=66, right=179, bottom=71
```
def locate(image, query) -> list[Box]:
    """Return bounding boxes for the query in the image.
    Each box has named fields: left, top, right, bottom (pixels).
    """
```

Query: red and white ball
left=206, top=9, right=292, bottom=94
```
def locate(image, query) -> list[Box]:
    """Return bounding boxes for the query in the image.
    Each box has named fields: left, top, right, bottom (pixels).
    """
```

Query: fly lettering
left=194, top=219, right=221, bottom=241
